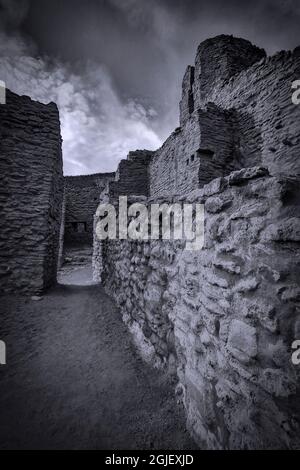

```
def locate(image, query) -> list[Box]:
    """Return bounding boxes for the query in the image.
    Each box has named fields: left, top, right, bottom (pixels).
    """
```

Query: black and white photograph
left=0, top=0, right=300, bottom=455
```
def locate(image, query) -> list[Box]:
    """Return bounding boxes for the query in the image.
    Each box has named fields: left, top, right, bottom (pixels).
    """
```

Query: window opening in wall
left=159, top=213, right=163, bottom=239
left=78, top=222, right=87, bottom=233
left=71, top=222, right=87, bottom=232
left=197, top=148, right=215, bottom=158
left=191, top=154, right=195, bottom=163
left=186, top=158, right=189, bottom=165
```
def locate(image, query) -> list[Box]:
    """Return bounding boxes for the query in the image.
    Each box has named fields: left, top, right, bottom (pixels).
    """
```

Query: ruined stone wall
left=64, top=172, right=114, bottom=245
left=109, top=150, right=153, bottom=199
left=57, top=190, right=66, bottom=269
left=148, top=132, right=180, bottom=197
left=150, top=36, right=300, bottom=198
left=0, top=90, right=63, bottom=294
left=194, top=39, right=300, bottom=179
left=193, top=35, right=266, bottom=107
left=65, top=151, right=151, bottom=247
left=93, top=35, right=300, bottom=449
left=94, top=167, right=300, bottom=449
left=150, top=104, right=236, bottom=198
left=179, top=65, right=195, bottom=127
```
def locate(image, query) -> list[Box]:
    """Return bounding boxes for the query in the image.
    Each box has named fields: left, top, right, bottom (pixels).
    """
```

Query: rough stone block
left=227, top=319, right=257, bottom=363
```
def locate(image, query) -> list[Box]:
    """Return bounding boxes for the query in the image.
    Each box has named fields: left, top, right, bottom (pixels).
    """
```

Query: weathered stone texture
left=179, top=65, right=195, bottom=127
left=150, top=104, right=236, bottom=197
left=57, top=190, right=66, bottom=269
left=94, top=169, right=300, bottom=449
left=64, top=172, right=114, bottom=245
left=194, top=35, right=266, bottom=105
left=197, top=45, right=300, bottom=179
left=150, top=35, right=300, bottom=198
left=91, top=35, right=300, bottom=449
left=0, top=90, right=63, bottom=294
left=109, top=150, right=153, bottom=200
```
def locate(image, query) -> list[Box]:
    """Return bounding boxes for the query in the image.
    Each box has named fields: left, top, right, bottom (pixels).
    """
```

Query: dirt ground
left=0, top=248, right=196, bottom=450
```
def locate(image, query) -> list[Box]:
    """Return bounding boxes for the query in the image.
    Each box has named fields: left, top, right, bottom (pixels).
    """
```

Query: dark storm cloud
left=0, top=0, right=300, bottom=174
left=0, top=0, right=29, bottom=27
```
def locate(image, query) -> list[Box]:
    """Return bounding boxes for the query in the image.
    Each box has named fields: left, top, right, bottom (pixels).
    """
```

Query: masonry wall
left=109, top=150, right=153, bottom=200
left=93, top=35, right=300, bottom=449
left=0, top=90, right=63, bottom=294
left=64, top=172, right=114, bottom=245
left=57, top=190, right=66, bottom=269
left=193, top=35, right=266, bottom=107
left=150, top=103, right=239, bottom=198
left=94, top=167, right=300, bottom=449
left=194, top=38, right=300, bottom=179
left=150, top=36, right=300, bottom=198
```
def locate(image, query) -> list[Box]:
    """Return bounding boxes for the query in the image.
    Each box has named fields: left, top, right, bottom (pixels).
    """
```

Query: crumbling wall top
left=65, top=172, right=115, bottom=189
left=194, top=35, right=266, bottom=103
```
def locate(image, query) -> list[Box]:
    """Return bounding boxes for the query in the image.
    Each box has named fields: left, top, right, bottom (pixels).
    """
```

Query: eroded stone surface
left=91, top=35, right=300, bottom=447
left=0, top=90, right=63, bottom=294
left=94, top=171, right=300, bottom=449
left=64, top=173, right=115, bottom=245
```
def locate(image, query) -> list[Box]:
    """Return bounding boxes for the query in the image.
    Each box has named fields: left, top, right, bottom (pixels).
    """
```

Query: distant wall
left=0, top=90, right=63, bottom=294
left=108, top=150, right=153, bottom=200
left=64, top=172, right=114, bottom=245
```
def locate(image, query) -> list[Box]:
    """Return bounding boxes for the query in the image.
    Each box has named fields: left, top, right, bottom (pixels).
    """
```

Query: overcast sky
left=0, top=0, right=300, bottom=175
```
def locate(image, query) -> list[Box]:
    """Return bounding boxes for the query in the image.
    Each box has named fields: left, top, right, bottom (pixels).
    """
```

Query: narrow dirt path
left=0, top=282, right=196, bottom=449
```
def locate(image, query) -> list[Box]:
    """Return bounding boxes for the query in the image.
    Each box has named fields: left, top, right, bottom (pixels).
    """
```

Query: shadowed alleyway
left=0, top=279, right=196, bottom=449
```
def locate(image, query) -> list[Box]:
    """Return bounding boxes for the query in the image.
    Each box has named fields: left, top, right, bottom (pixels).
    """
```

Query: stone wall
left=194, top=37, right=300, bottom=179
left=93, top=35, right=300, bottom=449
left=0, top=89, right=63, bottom=294
left=94, top=167, right=300, bottom=449
left=109, top=150, right=153, bottom=200
left=193, top=35, right=266, bottom=107
left=64, top=172, right=114, bottom=245
left=150, top=103, right=241, bottom=197
left=150, top=35, right=300, bottom=198
left=57, top=190, right=66, bottom=269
